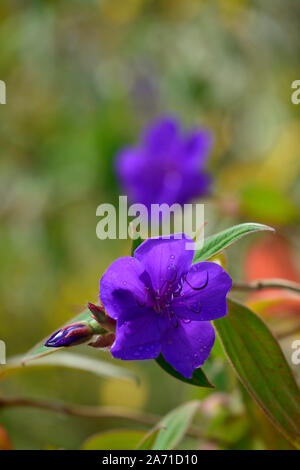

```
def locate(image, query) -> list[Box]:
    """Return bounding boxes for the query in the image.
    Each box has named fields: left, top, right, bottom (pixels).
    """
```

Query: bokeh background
left=0, top=0, right=300, bottom=449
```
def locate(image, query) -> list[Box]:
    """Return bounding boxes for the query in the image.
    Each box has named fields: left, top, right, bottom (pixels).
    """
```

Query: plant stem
left=0, top=395, right=223, bottom=445
left=232, top=279, right=300, bottom=294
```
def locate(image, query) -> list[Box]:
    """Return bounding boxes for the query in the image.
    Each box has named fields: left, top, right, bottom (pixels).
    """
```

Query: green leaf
left=214, top=299, right=300, bottom=449
left=0, top=352, right=137, bottom=383
left=22, top=308, right=93, bottom=364
left=193, top=223, right=274, bottom=263
left=82, top=429, right=146, bottom=450
left=131, top=237, right=143, bottom=256
left=152, top=400, right=200, bottom=450
left=155, top=354, right=214, bottom=388
left=135, top=426, right=165, bottom=450
left=130, top=223, right=273, bottom=266
left=239, top=383, right=295, bottom=450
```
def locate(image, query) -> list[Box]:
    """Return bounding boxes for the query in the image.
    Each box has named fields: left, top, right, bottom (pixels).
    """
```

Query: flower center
left=143, top=266, right=209, bottom=328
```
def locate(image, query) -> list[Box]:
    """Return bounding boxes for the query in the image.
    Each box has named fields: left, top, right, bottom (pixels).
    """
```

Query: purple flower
left=100, top=234, right=232, bottom=378
left=45, top=322, right=94, bottom=348
left=116, top=117, right=213, bottom=208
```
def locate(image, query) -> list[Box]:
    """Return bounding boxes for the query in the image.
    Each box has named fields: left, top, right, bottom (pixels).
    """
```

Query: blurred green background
left=0, top=0, right=300, bottom=449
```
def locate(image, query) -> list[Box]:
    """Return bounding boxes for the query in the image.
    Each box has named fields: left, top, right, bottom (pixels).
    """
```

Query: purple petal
left=160, top=320, right=215, bottom=378
left=177, top=172, right=212, bottom=203
left=116, top=148, right=165, bottom=207
left=100, top=256, right=152, bottom=320
left=111, top=311, right=161, bottom=360
left=45, top=323, right=93, bottom=348
left=115, top=117, right=213, bottom=207
left=134, top=234, right=195, bottom=292
left=172, top=261, right=232, bottom=321
left=182, top=129, right=213, bottom=168
left=142, top=117, right=179, bottom=155
left=116, top=148, right=146, bottom=186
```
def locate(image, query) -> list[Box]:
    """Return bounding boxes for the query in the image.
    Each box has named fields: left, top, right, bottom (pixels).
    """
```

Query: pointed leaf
left=193, top=223, right=274, bottom=263
left=136, top=426, right=165, bottom=450
left=82, top=429, right=146, bottom=450
left=155, top=354, right=214, bottom=388
left=0, top=352, right=137, bottom=383
left=152, top=400, right=200, bottom=450
left=214, top=299, right=300, bottom=448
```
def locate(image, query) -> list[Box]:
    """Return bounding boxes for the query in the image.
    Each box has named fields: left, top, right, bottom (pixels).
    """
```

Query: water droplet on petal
left=166, top=264, right=177, bottom=283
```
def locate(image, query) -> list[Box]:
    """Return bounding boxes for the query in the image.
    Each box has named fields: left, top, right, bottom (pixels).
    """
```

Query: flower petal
left=100, top=256, right=152, bottom=320
left=178, top=172, right=212, bottom=203
left=160, top=320, right=215, bottom=378
left=134, top=234, right=195, bottom=292
left=181, top=129, right=213, bottom=168
left=111, top=311, right=161, bottom=360
left=116, top=148, right=164, bottom=206
left=172, top=261, right=232, bottom=321
left=142, top=117, right=179, bottom=156
left=115, top=117, right=212, bottom=207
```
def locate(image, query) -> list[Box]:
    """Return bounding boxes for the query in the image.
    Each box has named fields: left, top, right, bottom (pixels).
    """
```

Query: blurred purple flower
left=45, top=322, right=94, bottom=348
left=116, top=117, right=213, bottom=208
left=100, top=234, right=232, bottom=378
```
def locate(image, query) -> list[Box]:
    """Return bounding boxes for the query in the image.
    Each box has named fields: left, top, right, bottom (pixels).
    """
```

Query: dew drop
left=166, top=264, right=177, bottom=283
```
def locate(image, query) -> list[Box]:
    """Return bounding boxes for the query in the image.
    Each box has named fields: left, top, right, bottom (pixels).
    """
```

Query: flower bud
left=87, top=302, right=106, bottom=323
left=88, top=332, right=115, bottom=349
left=88, top=302, right=116, bottom=332
left=45, top=322, right=94, bottom=348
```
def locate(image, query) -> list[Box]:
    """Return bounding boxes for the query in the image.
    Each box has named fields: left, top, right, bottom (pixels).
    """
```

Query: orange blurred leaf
left=244, top=234, right=300, bottom=317
left=0, top=425, right=13, bottom=450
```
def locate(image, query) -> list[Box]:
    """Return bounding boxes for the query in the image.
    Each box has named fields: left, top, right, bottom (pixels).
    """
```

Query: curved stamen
left=181, top=295, right=202, bottom=314
left=150, top=268, right=208, bottom=321
left=185, top=270, right=209, bottom=291
left=173, top=276, right=185, bottom=297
